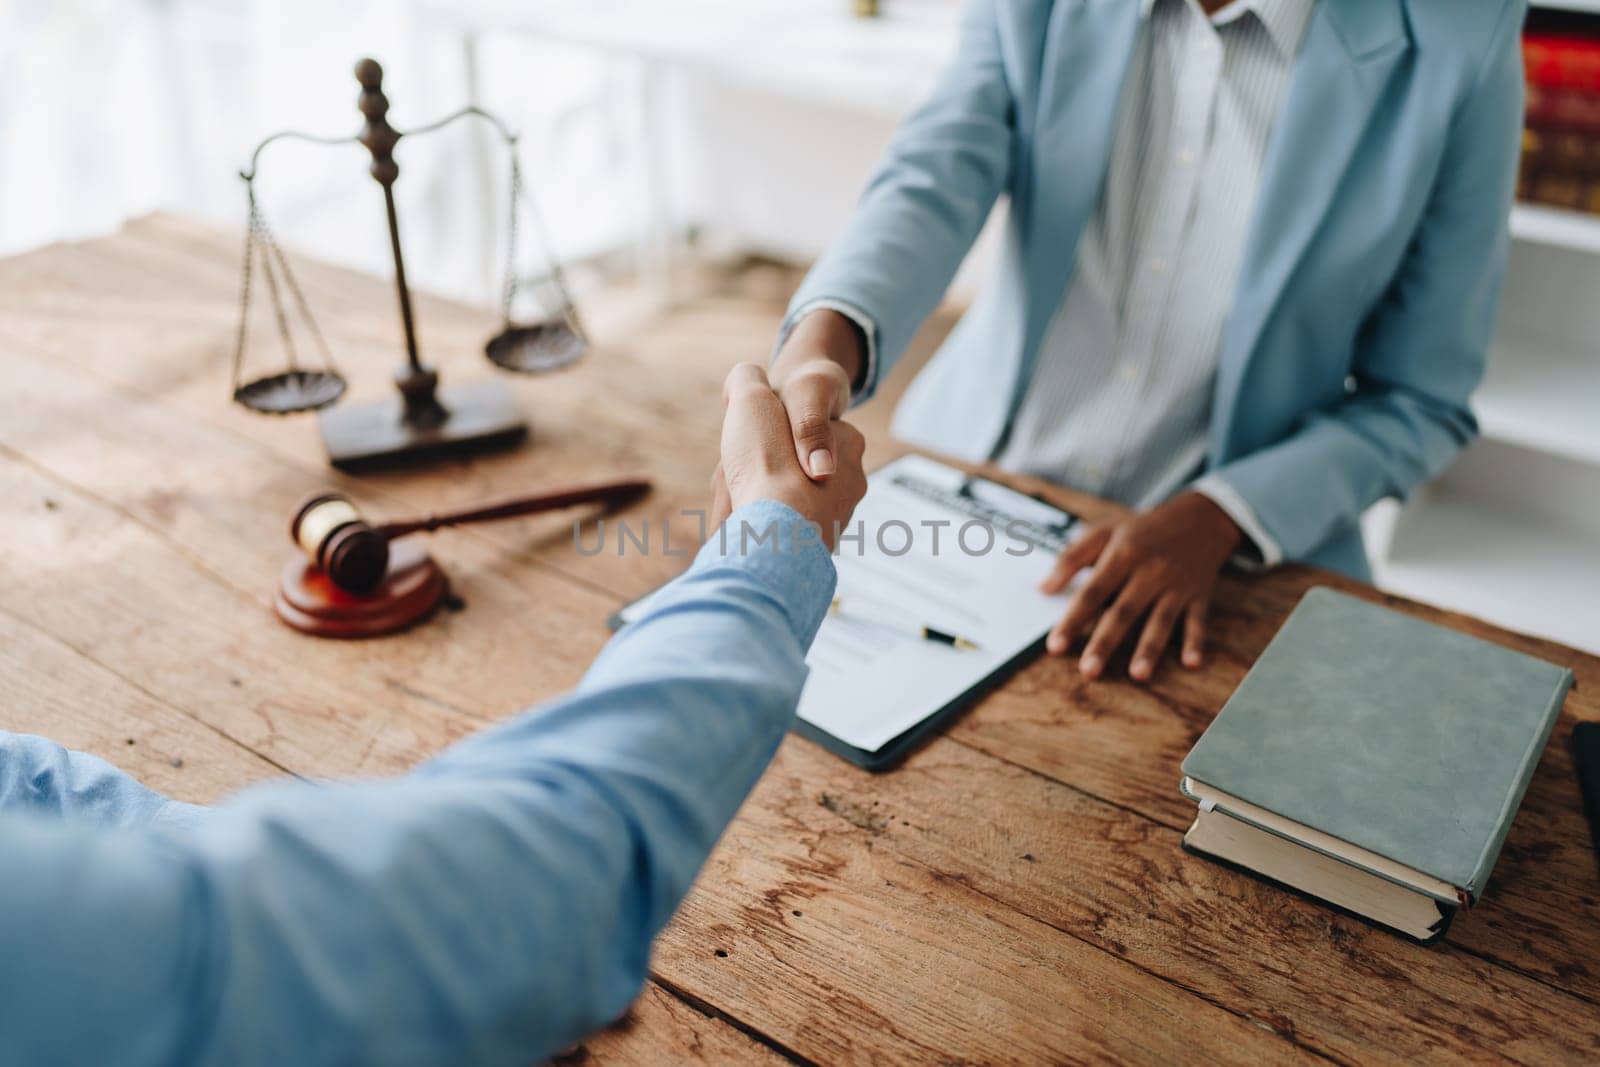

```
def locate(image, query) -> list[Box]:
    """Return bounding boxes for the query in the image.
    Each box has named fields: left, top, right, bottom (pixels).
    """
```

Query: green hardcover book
left=1180, top=587, right=1574, bottom=944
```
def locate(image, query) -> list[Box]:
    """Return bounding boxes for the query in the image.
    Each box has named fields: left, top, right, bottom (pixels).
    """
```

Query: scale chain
left=501, top=141, right=586, bottom=342
left=231, top=198, right=258, bottom=390
left=257, top=196, right=339, bottom=373
left=501, top=146, right=521, bottom=325
left=252, top=194, right=303, bottom=372
left=233, top=179, right=341, bottom=388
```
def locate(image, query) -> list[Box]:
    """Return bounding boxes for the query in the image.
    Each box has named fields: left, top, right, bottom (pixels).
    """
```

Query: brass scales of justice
left=231, top=57, right=585, bottom=469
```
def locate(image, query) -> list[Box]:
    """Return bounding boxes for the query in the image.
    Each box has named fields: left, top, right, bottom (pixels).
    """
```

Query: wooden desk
left=2, top=216, right=1598, bottom=1064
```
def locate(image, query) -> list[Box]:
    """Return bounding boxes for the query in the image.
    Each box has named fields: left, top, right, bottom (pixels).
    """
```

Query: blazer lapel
left=1012, top=0, right=1144, bottom=412
left=1212, top=0, right=1411, bottom=444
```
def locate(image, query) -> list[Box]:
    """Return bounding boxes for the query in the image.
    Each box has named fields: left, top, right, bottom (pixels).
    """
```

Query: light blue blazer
left=786, top=0, right=1526, bottom=577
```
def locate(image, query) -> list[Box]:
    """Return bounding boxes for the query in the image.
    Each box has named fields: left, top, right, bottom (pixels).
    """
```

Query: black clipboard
left=606, top=459, right=1077, bottom=772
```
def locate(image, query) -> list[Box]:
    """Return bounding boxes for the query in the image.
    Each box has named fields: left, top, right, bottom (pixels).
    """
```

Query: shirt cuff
left=692, top=498, right=839, bottom=647
left=1190, top=473, right=1284, bottom=571
left=774, top=298, right=880, bottom=408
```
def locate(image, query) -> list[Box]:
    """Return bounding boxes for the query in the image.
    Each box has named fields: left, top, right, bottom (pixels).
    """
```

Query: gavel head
left=290, top=492, right=390, bottom=594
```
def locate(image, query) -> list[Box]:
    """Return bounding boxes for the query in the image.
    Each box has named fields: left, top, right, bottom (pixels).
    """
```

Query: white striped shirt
left=994, top=0, right=1315, bottom=562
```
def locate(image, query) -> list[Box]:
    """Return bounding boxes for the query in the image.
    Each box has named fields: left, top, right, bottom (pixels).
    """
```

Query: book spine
left=1524, top=35, right=1600, bottom=93
left=1518, top=118, right=1600, bottom=213
left=1465, top=670, right=1576, bottom=902
left=1527, top=86, right=1600, bottom=136
left=1519, top=31, right=1600, bottom=215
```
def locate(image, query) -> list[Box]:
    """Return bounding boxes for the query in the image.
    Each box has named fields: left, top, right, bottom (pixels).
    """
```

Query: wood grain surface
left=1, top=215, right=1596, bottom=1065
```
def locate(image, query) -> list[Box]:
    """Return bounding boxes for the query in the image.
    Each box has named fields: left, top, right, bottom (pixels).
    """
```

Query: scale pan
left=485, top=321, right=586, bottom=374
left=234, top=370, right=348, bottom=414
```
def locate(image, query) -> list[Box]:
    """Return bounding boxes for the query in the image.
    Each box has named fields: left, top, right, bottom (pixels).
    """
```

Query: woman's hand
left=1040, top=492, right=1244, bottom=683
left=768, top=309, right=865, bottom=480
left=708, top=363, right=868, bottom=549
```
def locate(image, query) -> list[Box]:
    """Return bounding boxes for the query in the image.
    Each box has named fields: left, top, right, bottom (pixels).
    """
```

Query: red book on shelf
left=1527, top=85, right=1600, bottom=134
left=1524, top=33, right=1600, bottom=93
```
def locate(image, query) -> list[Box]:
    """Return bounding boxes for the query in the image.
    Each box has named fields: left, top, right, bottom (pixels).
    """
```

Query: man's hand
left=1040, top=492, right=1244, bottom=683
left=768, top=309, right=865, bottom=481
left=711, top=363, right=867, bottom=549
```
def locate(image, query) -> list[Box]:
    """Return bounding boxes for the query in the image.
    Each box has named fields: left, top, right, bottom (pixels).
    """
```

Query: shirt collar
left=1249, top=0, right=1316, bottom=58
left=1140, top=0, right=1316, bottom=59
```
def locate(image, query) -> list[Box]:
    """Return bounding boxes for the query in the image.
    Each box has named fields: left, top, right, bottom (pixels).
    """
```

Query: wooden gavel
left=291, top=479, right=650, bottom=593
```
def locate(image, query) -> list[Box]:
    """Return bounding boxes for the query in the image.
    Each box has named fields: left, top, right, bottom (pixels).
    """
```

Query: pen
left=829, top=597, right=982, bottom=651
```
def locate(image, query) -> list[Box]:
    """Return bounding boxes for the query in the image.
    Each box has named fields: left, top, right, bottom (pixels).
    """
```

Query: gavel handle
left=372, top=478, right=651, bottom=539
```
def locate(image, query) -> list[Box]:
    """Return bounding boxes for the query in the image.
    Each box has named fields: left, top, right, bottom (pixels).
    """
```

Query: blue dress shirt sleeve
left=0, top=498, right=835, bottom=1067
left=0, top=731, right=209, bottom=828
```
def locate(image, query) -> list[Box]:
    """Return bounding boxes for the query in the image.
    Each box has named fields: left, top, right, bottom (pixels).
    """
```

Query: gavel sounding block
left=275, top=539, right=447, bottom=638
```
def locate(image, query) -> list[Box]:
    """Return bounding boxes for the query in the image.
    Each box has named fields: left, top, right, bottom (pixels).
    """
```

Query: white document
left=797, top=455, right=1075, bottom=754
left=616, top=455, right=1079, bottom=758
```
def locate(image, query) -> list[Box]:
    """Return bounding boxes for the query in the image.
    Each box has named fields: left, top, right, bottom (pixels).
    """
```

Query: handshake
left=711, top=361, right=866, bottom=549
left=714, top=305, right=871, bottom=544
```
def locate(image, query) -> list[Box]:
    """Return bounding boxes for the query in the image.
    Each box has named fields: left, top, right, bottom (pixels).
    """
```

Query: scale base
left=319, top=379, right=527, bottom=470
left=275, top=539, right=449, bottom=638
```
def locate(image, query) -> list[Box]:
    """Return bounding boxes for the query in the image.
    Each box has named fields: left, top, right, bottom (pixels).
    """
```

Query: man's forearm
left=0, top=732, right=205, bottom=828
left=194, top=504, right=834, bottom=1064
left=0, top=501, right=837, bottom=1067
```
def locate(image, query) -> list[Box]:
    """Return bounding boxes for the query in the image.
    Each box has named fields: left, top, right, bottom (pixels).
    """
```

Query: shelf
left=1373, top=485, right=1600, bottom=656
left=1510, top=203, right=1600, bottom=255
left=1476, top=333, right=1600, bottom=465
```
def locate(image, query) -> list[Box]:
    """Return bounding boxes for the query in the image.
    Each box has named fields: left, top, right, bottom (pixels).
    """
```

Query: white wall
left=0, top=0, right=654, bottom=306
